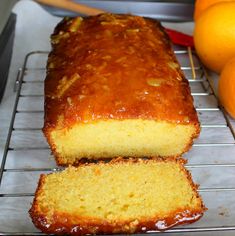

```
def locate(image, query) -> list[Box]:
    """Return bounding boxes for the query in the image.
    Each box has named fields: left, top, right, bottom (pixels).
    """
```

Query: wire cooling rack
left=0, top=48, right=235, bottom=235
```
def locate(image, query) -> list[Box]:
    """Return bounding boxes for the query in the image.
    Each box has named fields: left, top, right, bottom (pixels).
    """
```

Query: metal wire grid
left=0, top=48, right=235, bottom=235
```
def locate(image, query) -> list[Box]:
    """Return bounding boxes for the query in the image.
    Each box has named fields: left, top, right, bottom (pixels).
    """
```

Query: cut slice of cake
left=43, top=13, right=200, bottom=165
left=29, top=158, right=206, bottom=235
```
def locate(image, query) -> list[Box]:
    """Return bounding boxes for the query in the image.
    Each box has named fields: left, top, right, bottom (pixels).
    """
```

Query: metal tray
left=41, top=0, right=194, bottom=21
left=0, top=47, right=235, bottom=235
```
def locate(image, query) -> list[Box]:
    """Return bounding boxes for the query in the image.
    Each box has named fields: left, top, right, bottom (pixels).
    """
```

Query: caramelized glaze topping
left=44, top=14, right=198, bottom=129
left=31, top=209, right=204, bottom=235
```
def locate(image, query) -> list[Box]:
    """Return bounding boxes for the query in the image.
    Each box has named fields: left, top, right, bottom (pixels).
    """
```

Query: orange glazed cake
left=43, top=13, right=200, bottom=165
left=29, top=158, right=206, bottom=235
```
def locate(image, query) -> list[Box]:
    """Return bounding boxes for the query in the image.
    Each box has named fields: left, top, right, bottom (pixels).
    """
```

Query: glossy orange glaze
left=44, top=14, right=199, bottom=129
left=30, top=209, right=204, bottom=235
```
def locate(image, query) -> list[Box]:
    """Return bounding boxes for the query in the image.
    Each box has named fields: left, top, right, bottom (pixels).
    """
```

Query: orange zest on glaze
left=44, top=14, right=198, bottom=129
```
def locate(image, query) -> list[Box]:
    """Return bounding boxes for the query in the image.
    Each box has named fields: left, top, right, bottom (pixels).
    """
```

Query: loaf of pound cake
left=29, top=158, right=206, bottom=235
left=43, top=13, right=200, bottom=165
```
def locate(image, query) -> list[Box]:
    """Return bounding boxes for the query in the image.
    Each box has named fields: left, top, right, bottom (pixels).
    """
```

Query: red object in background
left=164, top=28, right=194, bottom=48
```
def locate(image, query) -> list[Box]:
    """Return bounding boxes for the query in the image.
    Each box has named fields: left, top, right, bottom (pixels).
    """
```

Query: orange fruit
left=194, top=0, right=234, bottom=20
left=218, top=57, right=235, bottom=119
left=194, top=2, right=235, bottom=73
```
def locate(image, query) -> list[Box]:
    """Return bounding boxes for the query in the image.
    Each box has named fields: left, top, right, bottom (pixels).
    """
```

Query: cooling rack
left=0, top=48, right=235, bottom=235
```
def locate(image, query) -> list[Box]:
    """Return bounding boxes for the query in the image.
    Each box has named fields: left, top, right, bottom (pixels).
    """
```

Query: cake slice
left=43, top=13, right=200, bottom=165
left=29, top=158, right=206, bottom=235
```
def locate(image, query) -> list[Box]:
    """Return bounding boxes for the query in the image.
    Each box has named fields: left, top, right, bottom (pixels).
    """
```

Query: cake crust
left=29, top=158, right=206, bottom=235
left=30, top=208, right=203, bottom=235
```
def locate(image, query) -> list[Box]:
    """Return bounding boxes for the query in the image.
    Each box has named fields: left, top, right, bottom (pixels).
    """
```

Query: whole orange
left=218, top=57, right=235, bottom=119
left=194, top=2, right=235, bottom=73
left=194, top=0, right=234, bottom=20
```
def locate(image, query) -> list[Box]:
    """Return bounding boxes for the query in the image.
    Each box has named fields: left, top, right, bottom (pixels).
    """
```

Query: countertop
left=0, top=0, right=234, bottom=235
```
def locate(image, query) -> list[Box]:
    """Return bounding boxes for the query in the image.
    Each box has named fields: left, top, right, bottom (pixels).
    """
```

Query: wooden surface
left=35, top=0, right=105, bottom=15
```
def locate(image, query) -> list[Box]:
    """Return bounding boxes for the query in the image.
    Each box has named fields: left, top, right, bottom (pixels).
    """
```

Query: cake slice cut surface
left=29, top=158, right=206, bottom=235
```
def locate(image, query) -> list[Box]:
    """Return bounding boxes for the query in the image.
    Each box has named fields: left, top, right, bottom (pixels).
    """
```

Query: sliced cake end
left=29, top=158, right=206, bottom=235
